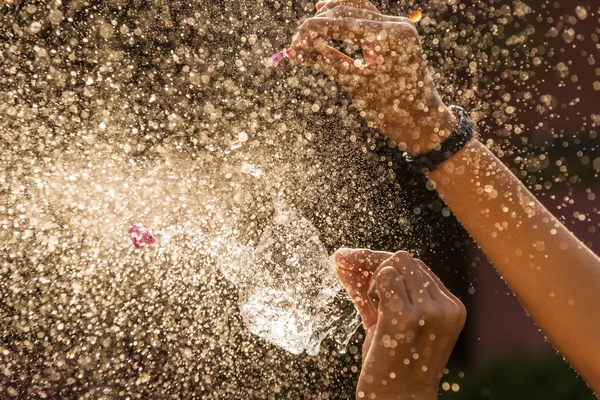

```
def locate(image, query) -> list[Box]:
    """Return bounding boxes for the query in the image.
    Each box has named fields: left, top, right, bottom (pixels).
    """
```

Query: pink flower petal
left=271, top=49, right=292, bottom=66
left=271, top=51, right=285, bottom=66
left=129, top=224, right=157, bottom=249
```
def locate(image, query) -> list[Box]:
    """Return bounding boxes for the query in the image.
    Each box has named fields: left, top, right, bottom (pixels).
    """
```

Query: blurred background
left=0, top=0, right=598, bottom=398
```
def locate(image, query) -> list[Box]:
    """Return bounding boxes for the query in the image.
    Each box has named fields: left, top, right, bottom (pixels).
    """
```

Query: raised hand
left=334, top=249, right=466, bottom=400
left=289, top=4, right=456, bottom=155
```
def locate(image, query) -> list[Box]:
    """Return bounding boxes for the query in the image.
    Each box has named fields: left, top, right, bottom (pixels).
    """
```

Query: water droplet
left=229, top=141, right=242, bottom=150
left=29, top=21, right=42, bottom=34
left=241, top=163, right=263, bottom=177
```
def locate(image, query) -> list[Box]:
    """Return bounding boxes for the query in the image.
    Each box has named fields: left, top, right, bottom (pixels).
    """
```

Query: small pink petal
left=271, top=51, right=285, bottom=66
left=129, top=224, right=157, bottom=249
left=271, top=48, right=292, bottom=66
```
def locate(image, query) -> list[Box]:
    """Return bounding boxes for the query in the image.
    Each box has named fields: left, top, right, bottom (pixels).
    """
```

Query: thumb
left=334, top=248, right=392, bottom=328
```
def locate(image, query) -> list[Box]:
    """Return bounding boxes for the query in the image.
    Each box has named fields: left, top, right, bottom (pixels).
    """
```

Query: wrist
left=403, top=105, right=476, bottom=173
left=404, top=105, right=458, bottom=157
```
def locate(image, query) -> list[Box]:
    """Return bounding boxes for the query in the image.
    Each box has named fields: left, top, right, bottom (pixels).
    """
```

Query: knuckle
left=296, top=20, right=311, bottom=39
left=392, top=250, right=412, bottom=260
left=390, top=251, right=415, bottom=268
left=444, top=300, right=466, bottom=324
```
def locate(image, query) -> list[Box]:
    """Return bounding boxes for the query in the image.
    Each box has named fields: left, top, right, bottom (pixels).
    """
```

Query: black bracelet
left=404, top=105, right=476, bottom=173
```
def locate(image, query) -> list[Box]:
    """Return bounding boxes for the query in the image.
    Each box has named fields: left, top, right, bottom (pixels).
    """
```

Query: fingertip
left=315, top=1, right=327, bottom=11
left=333, top=248, right=393, bottom=272
left=332, top=247, right=356, bottom=267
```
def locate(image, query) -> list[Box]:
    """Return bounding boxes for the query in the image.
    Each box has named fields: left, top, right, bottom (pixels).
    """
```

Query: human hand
left=333, top=248, right=466, bottom=400
left=289, top=2, right=456, bottom=155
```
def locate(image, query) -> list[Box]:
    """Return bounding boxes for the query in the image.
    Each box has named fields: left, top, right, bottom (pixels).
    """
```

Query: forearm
left=427, top=139, right=600, bottom=393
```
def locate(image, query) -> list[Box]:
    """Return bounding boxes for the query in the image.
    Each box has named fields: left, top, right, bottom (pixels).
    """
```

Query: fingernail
left=315, top=1, right=326, bottom=11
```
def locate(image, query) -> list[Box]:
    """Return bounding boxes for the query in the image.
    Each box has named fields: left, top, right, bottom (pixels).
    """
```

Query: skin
left=334, top=249, right=466, bottom=400
left=289, top=0, right=600, bottom=396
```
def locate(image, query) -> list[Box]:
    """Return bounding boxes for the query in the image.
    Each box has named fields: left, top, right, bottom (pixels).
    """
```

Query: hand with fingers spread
left=289, top=0, right=456, bottom=155
left=333, top=248, right=466, bottom=400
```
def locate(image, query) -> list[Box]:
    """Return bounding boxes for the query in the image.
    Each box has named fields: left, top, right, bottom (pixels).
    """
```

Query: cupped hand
left=289, top=2, right=456, bottom=155
left=334, top=248, right=466, bottom=400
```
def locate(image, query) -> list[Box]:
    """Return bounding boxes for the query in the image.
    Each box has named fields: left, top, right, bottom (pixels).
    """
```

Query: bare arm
left=428, top=138, right=600, bottom=393
left=288, top=1, right=600, bottom=393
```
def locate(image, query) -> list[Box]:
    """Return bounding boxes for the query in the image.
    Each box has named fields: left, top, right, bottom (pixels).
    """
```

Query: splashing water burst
left=216, top=196, right=360, bottom=355
left=2, top=0, right=598, bottom=396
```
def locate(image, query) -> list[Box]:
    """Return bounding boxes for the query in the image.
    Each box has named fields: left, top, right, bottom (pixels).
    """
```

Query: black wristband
left=404, top=106, right=476, bottom=173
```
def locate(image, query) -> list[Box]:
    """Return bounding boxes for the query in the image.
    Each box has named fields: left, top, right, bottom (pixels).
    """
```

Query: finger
left=413, top=259, right=466, bottom=379
left=333, top=248, right=393, bottom=272
left=314, top=6, right=414, bottom=65
left=412, top=295, right=441, bottom=380
left=290, top=40, right=358, bottom=79
left=365, top=267, right=413, bottom=375
left=334, top=248, right=393, bottom=328
left=414, top=259, right=460, bottom=304
left=367, top=274, right=379, bottom=310
left=381, top=252, right=432, bottom=305
left=337, top=266, right=378, bottom=328
left=289, top=17, right=384, bottom=76
left=378, top=256, right=448, bottom=382
left=292, top=17, right=383, bottom=47
left=317, top=0, right=380, bottom=15
left=373, top=266, right=410, bottom=325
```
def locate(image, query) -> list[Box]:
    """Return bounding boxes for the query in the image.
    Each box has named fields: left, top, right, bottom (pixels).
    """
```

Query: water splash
left=217, top=196, right=360, bottom=355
